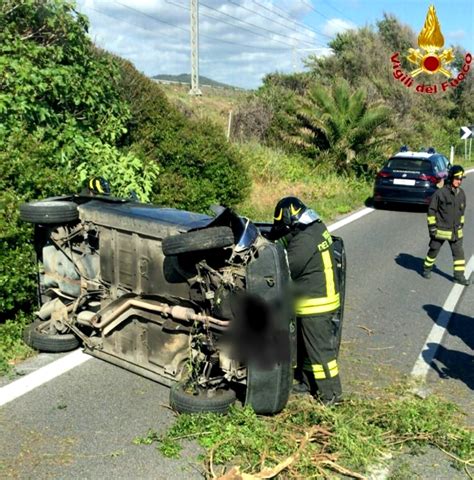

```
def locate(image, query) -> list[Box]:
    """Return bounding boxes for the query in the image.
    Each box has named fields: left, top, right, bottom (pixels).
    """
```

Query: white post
left=450, top=145, right=454, bottom=164
left=226, top=110, right=233, bottom=140
left=189, top=0, right=202, bottom=96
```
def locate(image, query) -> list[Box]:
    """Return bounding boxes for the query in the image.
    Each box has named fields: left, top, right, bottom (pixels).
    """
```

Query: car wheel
left=169, top=382, right=236, bottom=414
left=23, top=321, right=80, bottom=352
left=162, top=226, right=234, bottom=255
left=245, top=360, right=292, bottom=415
left=20, top=200, right=79, bottom=224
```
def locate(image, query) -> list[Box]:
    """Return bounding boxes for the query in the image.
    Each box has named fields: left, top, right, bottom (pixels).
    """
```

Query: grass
left=235, top=141, right=373, bottom=223
left=0, top=311, right=34, bottom=375
left=134, top=383, right=474, bottom=479
left=158, top=83, right=247, bottom=131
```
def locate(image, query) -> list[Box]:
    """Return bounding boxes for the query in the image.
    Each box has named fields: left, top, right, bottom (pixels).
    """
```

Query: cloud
left=76, top=0, right=328, bottom=89
left=322, top=18, right=356, bottom=37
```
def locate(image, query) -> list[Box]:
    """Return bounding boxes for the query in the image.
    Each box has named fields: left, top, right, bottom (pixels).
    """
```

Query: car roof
left=392, top=151, right=434, bottom=159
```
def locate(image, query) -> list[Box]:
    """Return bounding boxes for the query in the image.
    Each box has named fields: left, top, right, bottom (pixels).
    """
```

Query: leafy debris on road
left=134, top=383, right=473, bottom=479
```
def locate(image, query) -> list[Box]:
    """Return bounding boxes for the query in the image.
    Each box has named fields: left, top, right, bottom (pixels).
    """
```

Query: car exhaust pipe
left=92, top=298, right=230, bottom=332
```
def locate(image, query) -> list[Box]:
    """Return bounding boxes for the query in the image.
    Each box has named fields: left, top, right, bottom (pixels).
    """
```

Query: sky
left=76, top=0, right=474, bottom=89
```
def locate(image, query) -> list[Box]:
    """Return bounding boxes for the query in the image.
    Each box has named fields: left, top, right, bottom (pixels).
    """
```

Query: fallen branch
left=319, top=459, right=367, bottom=479
left=216, top=426, right=317, bottom=479
left=356, top=325, right=374, bottom=336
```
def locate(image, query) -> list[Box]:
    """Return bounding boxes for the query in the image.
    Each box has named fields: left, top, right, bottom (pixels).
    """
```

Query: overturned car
left=20, top=194, right=345, bottom=415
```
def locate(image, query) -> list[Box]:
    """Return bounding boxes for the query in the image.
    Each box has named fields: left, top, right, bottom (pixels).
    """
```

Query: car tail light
left=376, top=171, right=391, bottom=178
left=419, top=173, right=438, bottom=184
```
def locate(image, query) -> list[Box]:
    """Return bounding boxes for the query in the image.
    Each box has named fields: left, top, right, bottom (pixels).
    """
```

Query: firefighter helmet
left=88, top=176, right=111, bottom=195
left=270, top=196, right=321, bottom=239
left=447, top=165, right=465, bottom=183
left=273, top=196, right=306, bottom=230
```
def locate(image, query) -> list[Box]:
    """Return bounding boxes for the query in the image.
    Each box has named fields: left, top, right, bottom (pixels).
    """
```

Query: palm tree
left=295, top=79, right=392, bottom=173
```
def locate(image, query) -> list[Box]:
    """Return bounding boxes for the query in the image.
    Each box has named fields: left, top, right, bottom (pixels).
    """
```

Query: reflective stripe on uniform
left=295, top=245, right=339, bottom=315
left=424, top=255, right=436, bottom=268
left=436, top=229, right=453, bottom=240
left=296, top=293, right=340, bottom=315
left=427, top=215, right=436, bottom=226
left=460, top=216, right=465, bottom=223
left=327, top=359, right=339, bottom=377
left=454, top=259, right=465, bottom=272
left=304, top=360, right=339, bottom=379
left=312, top=363, right=326, bottom=379
left=458, top=228, right=463, bottom=239
left=322, top=250, right=336, bottom=298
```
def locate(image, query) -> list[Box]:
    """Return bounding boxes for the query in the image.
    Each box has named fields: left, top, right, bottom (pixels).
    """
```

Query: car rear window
left=386, top=157, right=432, bottom=172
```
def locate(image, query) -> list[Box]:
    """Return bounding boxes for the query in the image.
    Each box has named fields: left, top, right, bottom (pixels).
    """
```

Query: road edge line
left=411, top=255, right=474, bottom=380
left=328, top=207, right=374, bottom=232
left=0, top=349, right=91, bottom=407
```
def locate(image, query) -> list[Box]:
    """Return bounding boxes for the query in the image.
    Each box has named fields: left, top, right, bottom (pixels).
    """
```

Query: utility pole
left=189, top=0, right=202, bottom=96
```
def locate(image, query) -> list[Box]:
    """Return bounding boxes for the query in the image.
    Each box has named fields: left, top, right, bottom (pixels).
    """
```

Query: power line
left=109, top=1, right=291, bottom=52
left=224, top=0, right=327, bottom=44
left=199, top=0, right=318, bottom=48
left=163, top=0, right=305, bottom=49
left=324, top=0, right=355, bottom=24
left=248, top=0, right=333, bottom=40
left=299, top=0, right=332, bottom=21
left=114, top=0, right=190, bottom=34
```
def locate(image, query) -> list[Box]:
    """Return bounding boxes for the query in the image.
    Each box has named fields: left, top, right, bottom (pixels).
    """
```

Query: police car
left=373, top=147, right=451, bottom=206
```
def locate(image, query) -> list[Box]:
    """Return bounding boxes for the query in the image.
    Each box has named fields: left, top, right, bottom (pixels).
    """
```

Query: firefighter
left=423, top=165, right=470, bottom=285
left=82, top=177, right=111, bottom=196
left=270, top=196, right=342, bottom=405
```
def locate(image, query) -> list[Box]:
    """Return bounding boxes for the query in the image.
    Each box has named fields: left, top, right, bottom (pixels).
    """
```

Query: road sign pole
left=470, top=138, right=472, bottom=161
left=465, top=139, right=467, bottom=161
left=450, top=145, right=454, bottom=164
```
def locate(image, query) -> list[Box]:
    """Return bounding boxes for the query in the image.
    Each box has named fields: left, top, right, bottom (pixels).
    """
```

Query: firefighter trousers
left=295, top=312, right=342, bottom=402
left=424, top=237, right=465, bottom=275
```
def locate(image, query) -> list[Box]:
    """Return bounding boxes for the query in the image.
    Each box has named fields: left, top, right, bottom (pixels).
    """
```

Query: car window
left=386, top=158, right=432, bottom=172
left=434, top=156, right=445, bottom=172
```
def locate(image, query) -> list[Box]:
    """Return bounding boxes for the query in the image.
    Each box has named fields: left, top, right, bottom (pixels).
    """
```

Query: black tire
left=245, top=360, right=292, bottom=415
left=20, top=200, right=79, bottom=224
left=23, top=321, right=80, bottom=352
left=169, top=383, right=236, bottom=414
left=162, top=227, right=234, bottom=256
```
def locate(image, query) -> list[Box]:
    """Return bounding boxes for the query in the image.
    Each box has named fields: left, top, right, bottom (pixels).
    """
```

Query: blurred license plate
left=393, top=179, right=415, bottom=186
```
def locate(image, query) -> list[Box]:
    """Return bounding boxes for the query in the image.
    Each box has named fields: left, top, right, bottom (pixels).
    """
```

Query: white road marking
left=411, top=255, right=474, bottom=380
left=328, top=207, right=374, bottom=232
left=0, top=349, right=91, bottom=407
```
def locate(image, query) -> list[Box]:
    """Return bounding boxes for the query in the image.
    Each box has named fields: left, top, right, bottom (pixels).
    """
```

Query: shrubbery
left=0, top=0, right=248, bottom=366
left=234, top=14, right=469, bottom=175
left=117, top=59, right=249, bottom=212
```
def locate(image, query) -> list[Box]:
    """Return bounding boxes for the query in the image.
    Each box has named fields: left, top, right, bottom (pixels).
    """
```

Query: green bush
left=117, top=59, right=249, bottom=212
left=0, top=0, right=250, bottom=370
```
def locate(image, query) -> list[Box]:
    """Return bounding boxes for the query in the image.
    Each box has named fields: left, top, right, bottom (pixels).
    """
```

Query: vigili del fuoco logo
left=390, top=5, right=472, bottom=94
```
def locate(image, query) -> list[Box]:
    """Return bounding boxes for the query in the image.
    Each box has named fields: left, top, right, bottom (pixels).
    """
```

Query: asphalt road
left=1, top=176, right=473, bottom=479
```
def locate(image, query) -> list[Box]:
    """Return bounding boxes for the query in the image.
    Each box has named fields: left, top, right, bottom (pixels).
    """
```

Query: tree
left=295, top=79, right=392, bottom=173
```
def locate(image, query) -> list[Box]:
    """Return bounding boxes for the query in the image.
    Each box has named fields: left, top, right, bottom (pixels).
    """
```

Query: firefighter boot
left=453, top=272, right=470, bottom=286
left=422, top=269, right=431, bottom=279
